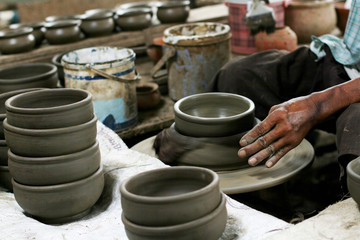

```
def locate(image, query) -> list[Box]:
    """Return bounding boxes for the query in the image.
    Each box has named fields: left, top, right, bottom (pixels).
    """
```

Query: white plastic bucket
left=61, top=46, right=139, bottom=132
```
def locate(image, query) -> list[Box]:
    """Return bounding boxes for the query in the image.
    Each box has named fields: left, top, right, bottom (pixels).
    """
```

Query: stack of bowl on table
left=3, top=88, right=104, bottom=224
left=120, top=166, right=227, bottom=240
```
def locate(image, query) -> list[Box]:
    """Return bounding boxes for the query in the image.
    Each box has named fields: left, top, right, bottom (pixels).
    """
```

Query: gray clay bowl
left=0, top=140, right=8, bottom=165
left=80, top=11, right=115, bottom=37
left=10, top=22, right=45, bottom=46
left=45, top=14, right=82, bottom=22
left=0, top=63, right=58, bottom=93
left=3, top=115, right=97, bottom=157
left=44, top=20, right=82, bottom=45
left=51, top=52, right=66, bottom=87
left=174, top=92, right=255, bottom=137
left=8, top=140, right=100, bottom=186
left=347, top=157, right=360, bottom=206
left=12, top=165, right=104, bottom=224
left=0, top=27, right=36, bottom=54
left=5, top=88, right=94, bottom=129
left=85, top=8, right=115, bottom=15
left=115, top=8, right=153, bottom=31
left=120, top=166, right=221, bottom=227
left=122, top=193, right=227, bottom=240
left=156, top=0, right=190, bottom=24
left=119, top=2, right=155, bottom=11
left=0, top=165, right=12, bottom=191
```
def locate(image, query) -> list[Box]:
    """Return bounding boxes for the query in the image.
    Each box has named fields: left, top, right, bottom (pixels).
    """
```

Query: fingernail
left=240, top=139, right=247, bottom=146
left=248, top=158, right=257, bottom=166
left=266, top=160, right=273, bottom=168
left=238, top=150, right=246, bottom=158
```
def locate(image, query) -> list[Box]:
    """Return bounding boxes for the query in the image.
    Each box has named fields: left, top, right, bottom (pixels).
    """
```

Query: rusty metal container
left=152, top=22, right=231, bottom=101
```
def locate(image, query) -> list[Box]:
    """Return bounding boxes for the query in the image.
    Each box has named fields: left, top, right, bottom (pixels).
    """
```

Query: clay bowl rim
left=0, top=63, right=57, bottom=84
left=0, top=139, right=6, bottom=146
left=9, top=22, right=45, bottom=30
left=0, top=88, right=45, bottom=114
left=118, top=1, right=156, bottom=10
left=347, top=158, right=360, bottom=183
left=80, top=11, right=114, bottom=20
left=45, top=15, right=82, bottom=22
left=120, top=166, right=219, bottom=203
left=0, top=165, right=8, bottom=171
left=0, top=27, right=34, bottom=38
left=122, top=193, right=226, bottom=233
left=156, top=0, right=190, bottom=8
left=115, top=7, right=153, bottom=17
left=8, top=140, right=99, bottom=164
left=3, top=115, right=97, bottom=136
left=174, top=92, right=255, bottom=124
left=5, top=88, right=92, bottom=114
left=136, top=82, right=159, bottom=95
left=11, top=164, right=103, bottom=193
left=44, top=20, right=81, bottom=29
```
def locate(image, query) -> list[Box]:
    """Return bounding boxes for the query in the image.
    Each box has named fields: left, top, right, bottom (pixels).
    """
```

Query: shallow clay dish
left=5, top=88, right=94, bottom=129
left=115, top=8, right=153, bottom=31
left=12, top=165, right=104, bottom=224
left=44, top=20, right=82, bottom=45
left=122, top=193, right=227, bottom=240
left=3, top=116, right=97, bottom=157
left=80, top=11, right=115, bottom=37
left=8, top=141, right=100, bottom=185
left=10, top=22, right=45, bottom=46
left=0, top=165, right=12, bottom=191
left=0, top=63, right=58, bottom=93
left=347, top=157, right=360, bottom=206
left=136, top=82, right=161, bottom=109
left=120, top=166, right=221, bottom=226
left=156, top=0, right=190, bottom=23
left=174, top=92, right=255, bottom=137
left=0, top=27, right=36, bottom=54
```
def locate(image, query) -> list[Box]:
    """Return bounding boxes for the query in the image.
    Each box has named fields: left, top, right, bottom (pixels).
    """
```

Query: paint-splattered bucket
left=61, top=46, right=140, bottom=132
left=152, top=22, right=231, bottom=101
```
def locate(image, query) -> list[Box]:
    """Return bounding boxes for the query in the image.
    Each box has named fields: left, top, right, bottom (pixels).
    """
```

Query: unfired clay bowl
left=0, top=27, right=36, bottom=54
left=136, top=82, right=161, bottom=109
left=347, top=157, right=360, bottom=206
left=122, top=193, right=227, bottom=240
left=8, top=141, right=100, bottom=186
left=51, top=52, right=66, bottom=87
left=115, top=8, right=153, bottom=31
left=120, top=166, right=221, bottom=227
left=3, top=116, right=97, bottom=157
left=0, top=165, right=12, bottom=191
left=5, top=88, right=94, bottom=129
left=12, top=165, right=104, bottom=224
left=80, top=11, right=115, bottom=37
left=0, top=63, right=58, bottom=93
left=9, top=22, right=45, bottom=46
left=45, top=14, right=82, bottom=22
left=174, top=92, right=255, bottom=137
left=0, top=140, right=8, bottom=165
left=156, top=0, right=190, bottom=23
left=44, top=20, right=82, bottom=45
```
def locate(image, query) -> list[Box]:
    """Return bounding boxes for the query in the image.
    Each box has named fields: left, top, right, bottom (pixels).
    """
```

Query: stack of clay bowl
left=121, top=166, right=227, bottom=240
left=172, top=92, right=256, bottom=171
left=0, top=88, right=43, bottom=191
left=3, top=88, right=104, bottom=224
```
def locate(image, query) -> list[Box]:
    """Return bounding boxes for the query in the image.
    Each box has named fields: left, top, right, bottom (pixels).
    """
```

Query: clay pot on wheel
left=285, top=0, right=337, bottom=43
left=255, top=26, right=298, bottom=52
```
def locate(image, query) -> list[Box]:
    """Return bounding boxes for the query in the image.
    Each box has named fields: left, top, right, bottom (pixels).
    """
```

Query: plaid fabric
left=310, top=0, right=360, bottom=66
left=226, top=1, right=284, bottom=54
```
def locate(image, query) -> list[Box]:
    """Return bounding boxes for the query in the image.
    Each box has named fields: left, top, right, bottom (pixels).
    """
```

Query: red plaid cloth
left=226, top=1, right=285, bottom=54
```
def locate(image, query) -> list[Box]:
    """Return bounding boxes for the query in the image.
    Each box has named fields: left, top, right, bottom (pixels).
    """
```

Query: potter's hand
left=238, top=95, right=319, bottom=167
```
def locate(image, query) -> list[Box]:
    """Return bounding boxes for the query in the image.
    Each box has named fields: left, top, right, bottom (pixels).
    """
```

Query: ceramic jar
left=285, top=0, right=337, bottom=43
left=80, top=11, right=115, bottom=37
left=114, top=8, right=153, bottom=31
left=9, top=22, right=44, bottom=47
left=255, top=26, right=298, bottom=52
left=44, top=20, right=81, bottom=45
left=156, top=0, right=190, bottom=23
left=0, top=27, right=36, bottom=54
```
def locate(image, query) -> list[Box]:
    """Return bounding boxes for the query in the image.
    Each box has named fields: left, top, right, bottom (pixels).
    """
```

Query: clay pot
left=174, top=92, right=255, bottom=137
left=0, top=63, right=58, bottom=93
left=156, top=1, right=190, bottom=23
left=44, top=20, right=82, bottom=45
left=285, top=0, right=337, bottom=43
left=0, top=165, right=12, bottom=191
left=335, top=2, right=350, bottom=33
left=255, top=26, right=298, bottom=52
left=136, top=82, right=161, bottom=109
left=0, top=27, right=36, bottom=54
left=5, top=88, right=94, bottom=129
left=347, top=157, right=360, bottom=206
left=122, top=193, right=227, bottom=240
left=120, top=166, right=221, bottom=227
left=45, top=14, right=82, bottom=22
left=12, top=165, right=104, bottom=224
left=114, top=8, right=153, bottom=31
left=8, top=141, right=100, bottom=186
left=80, top=11, right=115, bottom=37
left=9, top=22, right=45, bottom=47
left=3, top=116, right=97, bottom=157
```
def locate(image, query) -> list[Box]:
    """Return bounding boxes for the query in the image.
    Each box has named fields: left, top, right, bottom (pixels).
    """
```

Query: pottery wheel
left=131, top=136, right=314, bottom=194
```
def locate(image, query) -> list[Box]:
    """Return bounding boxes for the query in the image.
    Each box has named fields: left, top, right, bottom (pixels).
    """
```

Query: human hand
left=238, top=95, right=319, bottom=167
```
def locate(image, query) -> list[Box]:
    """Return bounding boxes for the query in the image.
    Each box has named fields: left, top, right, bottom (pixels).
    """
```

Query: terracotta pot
left=136, top=82, right=161, bottom=109
left=255, top=26, right=298, bottom=52
left=335, top=2, right=350, bottom=33
left=285, top=0, right=337, bottom=43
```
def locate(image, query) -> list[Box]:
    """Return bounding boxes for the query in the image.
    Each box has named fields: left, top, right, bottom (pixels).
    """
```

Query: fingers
left=245, top=139, right=286, bottom=166
left=239, top=116, right=275, bottom=147
left=265, top=145, right=292, bottom=167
